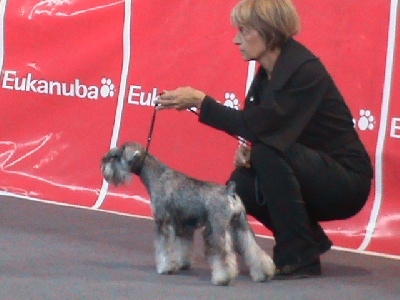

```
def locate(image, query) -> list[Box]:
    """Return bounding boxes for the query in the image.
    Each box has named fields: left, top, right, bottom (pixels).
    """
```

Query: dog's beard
left=101, top=158, right=132, bottom=186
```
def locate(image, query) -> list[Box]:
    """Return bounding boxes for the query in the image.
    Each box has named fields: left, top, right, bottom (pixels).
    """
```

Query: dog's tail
left=225, top=181, right=245, bottom=216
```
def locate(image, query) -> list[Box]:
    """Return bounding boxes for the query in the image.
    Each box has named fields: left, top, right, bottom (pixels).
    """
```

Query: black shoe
left=273, top=258, right=321, bottom=280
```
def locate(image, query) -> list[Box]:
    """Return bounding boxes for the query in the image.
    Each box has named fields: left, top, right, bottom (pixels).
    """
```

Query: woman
left=156, top=0, right=373, bottom=279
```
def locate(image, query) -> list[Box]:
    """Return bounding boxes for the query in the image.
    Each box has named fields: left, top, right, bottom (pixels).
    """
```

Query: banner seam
left=0, top=0, right=8, bottom=74
left=358, top=0, right=399, bottom=251
left=93, top=0, right=133, bottom=209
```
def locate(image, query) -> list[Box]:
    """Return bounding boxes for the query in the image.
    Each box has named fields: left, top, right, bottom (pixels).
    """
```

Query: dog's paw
left=250, top=252, right=275, bottom=281
left=250, top=270, right=268, bottom=282
left=177, top=259, right=191, bottom=270
left=210, top=255, right=234, bottom=286
left=156, top=262, right=179, bottom=275
left=157, top=268, right=176, bottom=275
left=211, top=271, right=232, bottom=286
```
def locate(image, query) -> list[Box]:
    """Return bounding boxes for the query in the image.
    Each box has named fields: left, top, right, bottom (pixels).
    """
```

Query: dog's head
left=101, top=142, right=146, bottom=186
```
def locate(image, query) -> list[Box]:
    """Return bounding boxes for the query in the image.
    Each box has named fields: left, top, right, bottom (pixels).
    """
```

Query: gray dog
left=101, top=142, right=275, bottom=285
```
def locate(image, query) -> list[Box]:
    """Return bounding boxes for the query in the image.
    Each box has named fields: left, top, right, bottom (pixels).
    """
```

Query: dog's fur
left=101, top=142, right=275, bottom=285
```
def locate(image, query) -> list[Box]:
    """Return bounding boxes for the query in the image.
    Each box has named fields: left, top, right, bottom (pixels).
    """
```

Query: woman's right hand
left=234, top=143, right=251, bottom=168
left=155, top=87, right=206, bottom=111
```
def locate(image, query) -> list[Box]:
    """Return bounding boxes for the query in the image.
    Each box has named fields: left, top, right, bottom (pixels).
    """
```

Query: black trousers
left=228, top=143, right=371, bottom=267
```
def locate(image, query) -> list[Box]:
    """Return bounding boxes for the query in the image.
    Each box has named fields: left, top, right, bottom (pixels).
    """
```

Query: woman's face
left=233, top=26, right=267, bottom=61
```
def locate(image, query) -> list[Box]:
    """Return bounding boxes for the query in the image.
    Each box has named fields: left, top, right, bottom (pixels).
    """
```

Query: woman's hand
left=234, top=143, right=251, bottom=168
left=155, top=87, right=206, bottom=111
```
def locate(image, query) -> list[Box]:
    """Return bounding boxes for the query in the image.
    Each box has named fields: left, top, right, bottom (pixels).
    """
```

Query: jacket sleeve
left=198, top=96, right=257, bottom=142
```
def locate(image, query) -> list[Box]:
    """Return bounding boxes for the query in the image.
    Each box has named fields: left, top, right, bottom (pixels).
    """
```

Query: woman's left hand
left=155, top=87, right=206, bottom=111
left=234, top=143, right=251, bottom=168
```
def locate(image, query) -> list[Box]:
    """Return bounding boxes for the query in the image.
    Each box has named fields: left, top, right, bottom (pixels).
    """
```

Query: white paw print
left=224, top=92, right=240, bottom=110
left=100, top=78, right=116, bottom=98
left=357, top=109, right=375, bottom=131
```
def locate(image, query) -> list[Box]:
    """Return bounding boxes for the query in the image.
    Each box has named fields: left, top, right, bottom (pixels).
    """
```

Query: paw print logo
left=357, top=109, right=376, bottom=131
left=100, top=78, right=116, bottom=98
left=224, top=92, right=240, bottom=110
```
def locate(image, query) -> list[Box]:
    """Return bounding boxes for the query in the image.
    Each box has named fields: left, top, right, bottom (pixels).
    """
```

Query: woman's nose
left=233, top=33, right=240, bottom=45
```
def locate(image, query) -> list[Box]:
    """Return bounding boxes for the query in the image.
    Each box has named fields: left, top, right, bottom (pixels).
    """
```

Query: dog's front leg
left=174, top=225, right=196, bottom=270
left=154, top=219, right=178, bottom=274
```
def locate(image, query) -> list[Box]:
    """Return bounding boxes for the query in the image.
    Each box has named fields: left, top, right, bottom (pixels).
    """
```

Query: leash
left=131, top=105, right=158, bottom=175
left=145, top=105, right=158, bottom=153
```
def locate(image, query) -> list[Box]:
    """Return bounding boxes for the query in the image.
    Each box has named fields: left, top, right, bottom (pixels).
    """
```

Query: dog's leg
left=224, top=228, right=239, bottom=280
left=231, top=212, right=275, bottom=281
left=154, top=219, right=179, bottom=274
left=174, top=225, right=195, bottom=270
left=203, top=220, right=237, bottom=286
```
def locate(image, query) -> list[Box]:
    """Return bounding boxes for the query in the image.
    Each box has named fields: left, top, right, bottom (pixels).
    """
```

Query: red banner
left=0, top=0, right=399, bottom=257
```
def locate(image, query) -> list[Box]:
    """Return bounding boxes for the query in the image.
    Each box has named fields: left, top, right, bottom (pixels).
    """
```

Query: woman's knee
left=312, top=175, right=372, bottom=221
left=250, top=144, right=296, bottom=181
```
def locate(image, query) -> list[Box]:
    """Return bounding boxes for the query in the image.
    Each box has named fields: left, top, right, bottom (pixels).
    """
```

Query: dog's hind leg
left=231, top=212, right=275, bottom=281
left=224, top=228, right=239, bottom=280
left=203, top=220, right=238, bottom=286
left=154, top=219, right=179, bottom=274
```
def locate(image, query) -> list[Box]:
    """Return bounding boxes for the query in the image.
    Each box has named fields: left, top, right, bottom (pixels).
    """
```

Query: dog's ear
left=124, top=149, right=141, bottom=161
left=225, top=181, right=237, bottom=196
left=107, top=147, right=122, bottom=158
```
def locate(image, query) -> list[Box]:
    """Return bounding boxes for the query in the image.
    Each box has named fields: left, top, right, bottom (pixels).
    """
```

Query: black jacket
left=199, top=38, right=373, bottom=177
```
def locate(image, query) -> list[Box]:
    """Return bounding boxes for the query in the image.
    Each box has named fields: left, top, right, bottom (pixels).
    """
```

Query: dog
left=101, top=142, right=275, bottom=285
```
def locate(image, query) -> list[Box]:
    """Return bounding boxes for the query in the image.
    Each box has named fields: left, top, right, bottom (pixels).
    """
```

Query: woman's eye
left=239, top=27, right=250, bottom=36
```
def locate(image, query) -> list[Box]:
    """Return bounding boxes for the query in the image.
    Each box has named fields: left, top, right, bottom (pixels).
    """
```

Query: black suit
left=198, top=38, right=373, bottom=267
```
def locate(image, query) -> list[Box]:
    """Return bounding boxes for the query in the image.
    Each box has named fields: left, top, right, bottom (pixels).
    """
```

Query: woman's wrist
left=194, top=90, right=206, bottom=109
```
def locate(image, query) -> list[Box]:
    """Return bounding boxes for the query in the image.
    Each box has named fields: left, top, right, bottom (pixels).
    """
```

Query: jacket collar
left=268, top=38, right=317, bottom=90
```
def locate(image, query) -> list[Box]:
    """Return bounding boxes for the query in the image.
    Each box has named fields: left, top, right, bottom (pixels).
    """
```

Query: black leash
left=145, top=105, right=158, bottom=153
left=131, top=105, right=158, bottom=175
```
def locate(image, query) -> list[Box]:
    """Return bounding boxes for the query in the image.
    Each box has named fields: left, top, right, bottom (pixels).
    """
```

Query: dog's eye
left=106, top=153, right=120, bottom=161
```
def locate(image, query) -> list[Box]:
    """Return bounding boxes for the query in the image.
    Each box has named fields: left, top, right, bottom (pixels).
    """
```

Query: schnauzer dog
left=101, top=142, right=275, bottom=285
